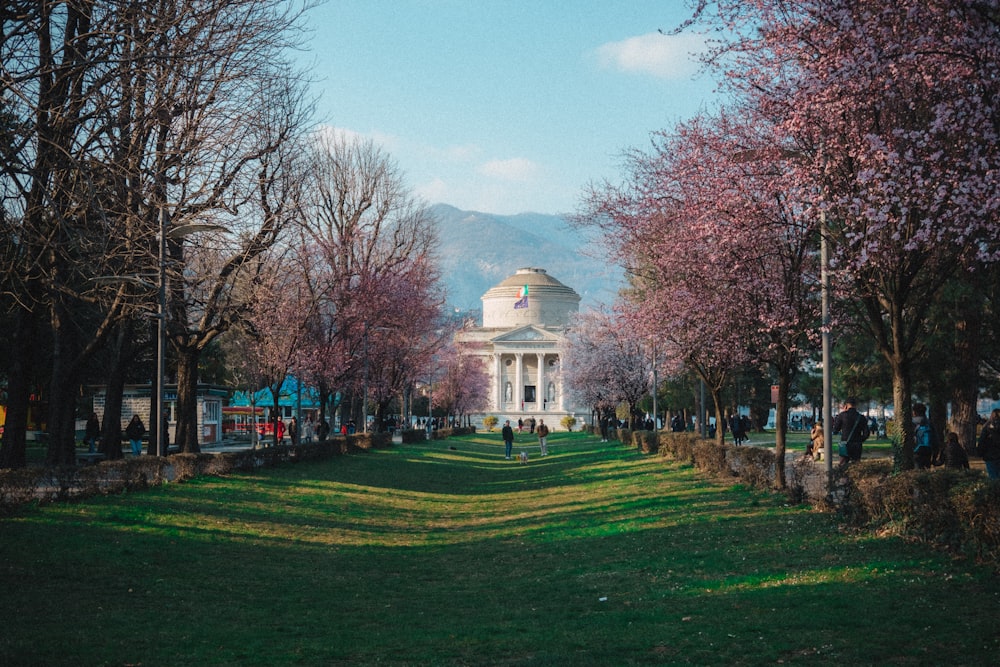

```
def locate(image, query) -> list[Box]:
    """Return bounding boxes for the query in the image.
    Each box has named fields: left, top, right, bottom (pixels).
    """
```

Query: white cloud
left=476, top=157, right=540, bottom=182
left=596, top=32, right=707, bottom=80
left=415, top=177, right=452, bottom=205
left=310, top=127, right=565, bottom=214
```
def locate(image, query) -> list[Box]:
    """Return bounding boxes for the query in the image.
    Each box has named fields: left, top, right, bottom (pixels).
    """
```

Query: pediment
left=491, top=325, right=564, bottom=344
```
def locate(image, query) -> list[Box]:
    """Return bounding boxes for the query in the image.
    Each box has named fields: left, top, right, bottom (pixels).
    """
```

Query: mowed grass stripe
left=1, top=431, right=997, bottom=666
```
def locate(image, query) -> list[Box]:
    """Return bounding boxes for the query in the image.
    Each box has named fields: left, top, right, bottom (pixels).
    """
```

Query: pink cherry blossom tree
left=578, top=108, right=820, bottom=478
left=294, top=132, right=444, bottom=431
left=562, top=309, right=653, bottom=429
left=433, top=338, right=491, bottom=427
left=688, top=0, right=1000, bottom=468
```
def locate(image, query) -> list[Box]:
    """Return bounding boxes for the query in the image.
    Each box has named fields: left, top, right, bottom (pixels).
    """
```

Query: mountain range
left=429, top=204, right=623, bottom=315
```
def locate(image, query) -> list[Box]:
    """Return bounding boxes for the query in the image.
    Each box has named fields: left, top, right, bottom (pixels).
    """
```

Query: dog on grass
left=518, top=451, right=528, bottom=464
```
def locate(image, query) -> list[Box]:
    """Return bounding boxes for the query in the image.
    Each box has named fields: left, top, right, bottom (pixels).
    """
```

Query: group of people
left=501, top=418, right=550, bottom=459
left=258, top=416, right=331, bottom=446
left=806, top=397, right=999, bottom=474
left=515, top=417, right=538, bottom=433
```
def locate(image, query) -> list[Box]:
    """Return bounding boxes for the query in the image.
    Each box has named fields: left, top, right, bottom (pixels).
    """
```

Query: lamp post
left=649, top=340, right=658, bottom=430
left=820, top=209, right=833, bottom=490
left=362, top=322, right=369, bottom=434
left=156, top=207, right=167, bottom=457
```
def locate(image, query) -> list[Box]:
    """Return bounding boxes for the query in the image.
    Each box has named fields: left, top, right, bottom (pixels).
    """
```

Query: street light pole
left=820, top=209, right=833, bottom=491
left=156, top=207, right=167, bottom=457
left=362, top=322, right=369, bottom=434
left=650, top=340, right=658, bottom=430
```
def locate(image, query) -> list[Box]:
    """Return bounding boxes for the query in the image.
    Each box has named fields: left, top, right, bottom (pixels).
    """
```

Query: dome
left=481, top=267, right=580, bottom=328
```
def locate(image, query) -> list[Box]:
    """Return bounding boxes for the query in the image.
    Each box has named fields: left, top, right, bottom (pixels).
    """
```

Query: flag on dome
left=513, top=284, right=529, bottom=309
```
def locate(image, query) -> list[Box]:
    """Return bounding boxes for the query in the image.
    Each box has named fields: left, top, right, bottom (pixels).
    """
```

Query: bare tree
left=298, top=132, right=443, bottom=431
left=0, top=1, right=315, bottom=464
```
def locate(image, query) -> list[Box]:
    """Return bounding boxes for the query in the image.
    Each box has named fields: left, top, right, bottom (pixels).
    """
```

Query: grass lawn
left=2, top=431, right=997, bottom=666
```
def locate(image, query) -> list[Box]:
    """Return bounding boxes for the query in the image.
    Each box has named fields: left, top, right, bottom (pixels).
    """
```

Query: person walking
left=501, top=420, right=514, bottom=460
left=537, top=419, right=550, bottom=456
left=125, top=414, right=146, bottom=457
left=832, top=397, right=869, bottom=466
left=977, top=409, right=1000, bottom=479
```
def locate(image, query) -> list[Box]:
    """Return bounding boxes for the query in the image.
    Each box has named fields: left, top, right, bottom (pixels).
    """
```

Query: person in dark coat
left=832, top=398, right=868, bottom=465
left=501, top=420, right=514, bottom=460
left=977, top=409, right=1000, bottom=479
left=943, top=432, right=970, bottom=470
left=85, top=412, right=100, bottom=453
left=125, top=414, right=146, bottom=457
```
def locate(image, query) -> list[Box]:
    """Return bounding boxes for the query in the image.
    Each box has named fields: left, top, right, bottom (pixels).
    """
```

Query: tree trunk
left=175, top=348, right=202, bottom=453
left=97, top=327, right=129, bottom=461
left=773, top=369, right=792, bottom=490
left=890, top=357, right=914, bottom=471
left=949, top=297, right=983, bottom=453
left=44, top=307, right=84, bottom=466
left=0, top=309, right=33, bottom=469
left=710, top=389, right=725, bottom=448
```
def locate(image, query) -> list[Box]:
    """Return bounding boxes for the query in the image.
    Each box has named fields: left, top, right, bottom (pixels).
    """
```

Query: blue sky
left=302, top=1, right=722, bottom=216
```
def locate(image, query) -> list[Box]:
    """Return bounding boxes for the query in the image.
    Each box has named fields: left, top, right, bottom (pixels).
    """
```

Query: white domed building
left=456, top=267, right=586, bottom=429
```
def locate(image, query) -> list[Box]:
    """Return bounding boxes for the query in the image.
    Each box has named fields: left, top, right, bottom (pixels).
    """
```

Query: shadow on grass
left=3, top=433, right=998, bottom=666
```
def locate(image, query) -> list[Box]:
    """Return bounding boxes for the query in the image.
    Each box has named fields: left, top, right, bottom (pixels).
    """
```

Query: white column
left=494, top=353, right=503, bottom=411
left=515, top=353, right=524, bottom=411
left=554, top=355, right=562, bottom=411
left=537, top=353, right=545, bottom=411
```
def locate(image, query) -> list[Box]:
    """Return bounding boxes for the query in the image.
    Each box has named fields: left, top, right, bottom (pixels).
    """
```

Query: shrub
left=692, top=439, right=728, bottom=476
left=837, top=463, right=1000, bottom=563
left=560, top=416, right=576, bottom=432
left=726, top=445, right=775, bottom=490
left=482, top=416, right=499, bottom=432
left=635, top=430, right=658, bottom=454
left=658, top=431, right=698, bottom=464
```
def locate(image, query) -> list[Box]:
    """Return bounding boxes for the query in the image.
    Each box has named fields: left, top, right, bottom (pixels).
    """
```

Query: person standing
left=501, top=420, right=514, bottom=460
left=125, top=414, right=146, bottom=457
left=912, top=403, right=933, bottom=469
left=537, top=419, right=549, bottom=456
left=943, top=432, right=970, bottom=470
left=977, top=409, right=1000, bottom=479
left=287, top=416, right=298, bottom=446
left=832, top=397, right=869, bottom=466
left=85, top=412, right=100, bottom=453
left=275, top=417, right=285, bottom=445
left=729, top=413, right=746, bottom=446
